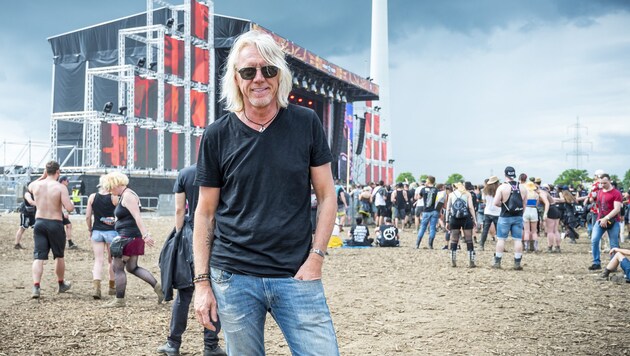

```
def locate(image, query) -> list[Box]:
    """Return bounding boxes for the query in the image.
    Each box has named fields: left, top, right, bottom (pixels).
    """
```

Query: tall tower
left=370, top=0, right=392, bottom=181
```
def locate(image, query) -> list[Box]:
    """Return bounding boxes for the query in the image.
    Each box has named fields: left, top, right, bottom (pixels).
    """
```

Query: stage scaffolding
left=50, top=0, right=214, bottom=173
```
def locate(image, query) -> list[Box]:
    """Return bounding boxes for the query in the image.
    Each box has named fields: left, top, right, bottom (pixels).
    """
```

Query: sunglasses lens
left=238, top=66, right=279, bottom=80
left=262, top=66, right=278, bottom=78
left=238, top=67, right=257, bottom=80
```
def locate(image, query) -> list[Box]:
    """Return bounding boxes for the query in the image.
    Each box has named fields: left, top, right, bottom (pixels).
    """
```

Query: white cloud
left=382, top=13, right=630, bottom=182
left=0, top=35, right=52, bottom=167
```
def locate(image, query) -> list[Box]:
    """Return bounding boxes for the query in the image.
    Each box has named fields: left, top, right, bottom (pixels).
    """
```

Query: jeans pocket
left=210, top=267, right=233, bottom=284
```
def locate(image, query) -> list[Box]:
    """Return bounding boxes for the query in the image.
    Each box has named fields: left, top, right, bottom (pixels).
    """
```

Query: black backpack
left=503, top=182, right=524, bottom=213
left=450, top=193, right=469, bottom=219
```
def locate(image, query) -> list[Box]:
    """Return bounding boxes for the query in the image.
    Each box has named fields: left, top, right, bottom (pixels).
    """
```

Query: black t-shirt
left=195, top=104, right=333, bottom=278
left=174, top=164, right=199, bottom=225
left=92, top=193, right=116, bottom=231
left=421, top=186, right=439, bottom=212
left=114, top=189, right=141, bottom=237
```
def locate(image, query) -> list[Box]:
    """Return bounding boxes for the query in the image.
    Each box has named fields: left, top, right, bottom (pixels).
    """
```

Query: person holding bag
left=101, top=171, right=163, bottom=308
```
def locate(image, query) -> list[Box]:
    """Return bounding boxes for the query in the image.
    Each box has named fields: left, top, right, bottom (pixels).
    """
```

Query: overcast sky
left=1, top=0, right=629, bottom=183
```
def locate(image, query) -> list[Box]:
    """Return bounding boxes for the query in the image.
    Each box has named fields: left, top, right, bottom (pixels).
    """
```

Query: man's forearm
left=313, top=196, right=336, bottom=251
left=193, top=214, right=214, bottom=275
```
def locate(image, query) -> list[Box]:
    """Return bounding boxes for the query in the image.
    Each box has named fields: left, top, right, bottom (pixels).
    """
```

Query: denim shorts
left=91, top=230, right=117, bottom=244
left=497, top=216, right=524, bottom=240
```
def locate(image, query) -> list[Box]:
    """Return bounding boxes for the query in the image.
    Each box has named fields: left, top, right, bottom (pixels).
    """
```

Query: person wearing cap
left=588, top=173, right=623, bottom=271
left=479, top=176, right=500, bottom=251
left=492, top=166, right=527, bottom=270
left=59, top=176, right=78, bottom=250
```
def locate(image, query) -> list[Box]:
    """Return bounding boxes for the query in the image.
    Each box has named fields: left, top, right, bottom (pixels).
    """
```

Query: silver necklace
left=243, top=108, right=279, bottom=132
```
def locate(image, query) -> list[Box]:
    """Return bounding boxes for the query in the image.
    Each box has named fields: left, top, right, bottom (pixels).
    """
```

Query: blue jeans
left=591, top=220, right=620, bottom=266
left=211, top=267, right=339, bottom=356
left=496, top=216, right=523, bottom=240
left=168, top=287, right=219, bottom=350
left=416, top=210, right=439, bottom=247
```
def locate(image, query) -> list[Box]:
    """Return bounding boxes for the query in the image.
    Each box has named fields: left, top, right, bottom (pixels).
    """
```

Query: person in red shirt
left=589, top=173, right=623, bottom=271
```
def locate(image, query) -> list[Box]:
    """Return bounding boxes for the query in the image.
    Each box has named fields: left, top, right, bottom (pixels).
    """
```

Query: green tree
left=554, top=169, right=589, bottom=187
left=418, top=174, right=429, bottom=183
left=610, top=174, right=620, bottom=184
left=396, top=172, right=416, bottom=184
left=623, top=169, right=630, bottom=191
left=446, top=173, right=464, bottom=184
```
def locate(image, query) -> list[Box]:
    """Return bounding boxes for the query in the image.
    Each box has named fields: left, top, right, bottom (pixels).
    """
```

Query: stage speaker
left=355, top=117, right=366, bottom=155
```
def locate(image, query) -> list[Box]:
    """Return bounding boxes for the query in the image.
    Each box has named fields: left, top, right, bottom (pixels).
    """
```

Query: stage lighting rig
left=388, top=159, right=395, bottom=164
left=118, top=106, right=128, bottom=116
left=177, top=23, right=185, bottom=32
left=103, top=102, right=113, bottom=113
left=381, top=133, right=388, bottom=139
left=149, top=61, right=157, bottom=71
left=166, top=18, right=175, bottom=28
left=137, top=57, right=146, bottom=68
left=374, top=106, right=381, bottom=112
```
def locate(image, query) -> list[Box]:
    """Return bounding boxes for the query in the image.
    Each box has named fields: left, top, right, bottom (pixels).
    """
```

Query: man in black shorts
left=14, top=189, right=36, bottom=249
left=30, top=161, right=75, bottom=298
left=59, top=176, right=78, bottom=249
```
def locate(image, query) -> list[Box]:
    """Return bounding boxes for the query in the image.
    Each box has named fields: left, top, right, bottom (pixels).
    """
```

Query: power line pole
left=562, top=117, right=592, bottom=170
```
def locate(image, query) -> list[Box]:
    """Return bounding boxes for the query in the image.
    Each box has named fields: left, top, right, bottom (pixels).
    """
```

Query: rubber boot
left=450, top=250, right=457, bottom=267
left=514, top=258, right=523, bottom=271
left=154, top=282, right=164, bottom=304
left=93, top=280, right=102, bottom=300
left=108, top=280, right=116, bottom=296
left=468, top=250, right=476, bottom=268
left=102, top=297, right=126, bottom=308
left=554, top=246, right=561, bottom=254
left=492, top=255, right=502, bottom=269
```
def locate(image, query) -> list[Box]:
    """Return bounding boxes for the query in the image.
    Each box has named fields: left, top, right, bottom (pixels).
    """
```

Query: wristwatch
left=310, top=248, right=325, bottom=258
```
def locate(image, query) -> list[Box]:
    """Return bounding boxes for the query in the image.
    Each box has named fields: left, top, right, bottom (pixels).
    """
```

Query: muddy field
left=1, top=213, right=629, bottom=355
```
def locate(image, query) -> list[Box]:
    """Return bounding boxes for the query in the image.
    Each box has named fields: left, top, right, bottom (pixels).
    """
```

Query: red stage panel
left=191, top=0, right=209, bottom=41
left=165, top=36, right=184, bottom=78
left=381, top=141, right=387, bottom=161
left=191, top=90, right=208, bottom=127
left=373, top=113, right=380, bottom=136
left=191, top=135, right=202, bottom=164
left=165, top=83, right=184, bottom=125
left=382, top=166, right=387, bottom=184
left=164, top=132, right=185, bottom=170
left=134, top=127, right=158, bottom=169
left=101, top=123, right=127, bottom=167
left=366, top=164, right=371, bottom=183
left=373, top=166, right=380, bottom=183
left=374, top=140, right=380, bottom=160
left=192, top=47, right=209, bottom=84
left=365, top=112, right=372, bottom=136
left=388, top=167, right=394, bottom=186
left=134, top=76, right=157, bottom=119
left=365, top=138, right=372, bottom=159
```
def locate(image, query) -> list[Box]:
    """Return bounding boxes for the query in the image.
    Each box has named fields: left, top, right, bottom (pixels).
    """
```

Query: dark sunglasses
left=236, top=65, right=279, bottom=80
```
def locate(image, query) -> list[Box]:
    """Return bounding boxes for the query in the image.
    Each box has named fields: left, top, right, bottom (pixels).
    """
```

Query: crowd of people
left=334, top=167, right=629, bottom=276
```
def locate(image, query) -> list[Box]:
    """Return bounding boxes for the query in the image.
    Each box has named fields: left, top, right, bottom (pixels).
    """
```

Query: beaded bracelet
left=193, top=273, right=211, bottom=284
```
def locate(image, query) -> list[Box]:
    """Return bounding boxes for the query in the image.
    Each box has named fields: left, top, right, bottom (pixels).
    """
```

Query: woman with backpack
left=557, top=188, right=579, bottom=244
left=445, top=182, right=477, bottom=267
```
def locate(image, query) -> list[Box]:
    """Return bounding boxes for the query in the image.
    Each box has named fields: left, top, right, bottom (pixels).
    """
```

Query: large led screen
left=134, top=76, right=157, bottom=119
left=190, top=90, right=208, bottom=127
left=191, top=135, right=202, bottom=165
left=134, top=127, right=158, bottom=169
left=165, top=36, right=184, bottom=78
left=192, top=47, right=209, bottom=84
left=164, top=132, right=185, bottom=170
left=165, top=83, right=184, bottom=124
left=191, top=0, right=209, bottom=41
left=101, top=123, right=127, bottom=167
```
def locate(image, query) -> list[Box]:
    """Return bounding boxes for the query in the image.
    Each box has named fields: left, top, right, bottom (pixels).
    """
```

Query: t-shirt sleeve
left=173, top=172, right=185, bottom=194
left=194, top=125, right=223, bottom=187
left=309, top=111, right=333, bottom=167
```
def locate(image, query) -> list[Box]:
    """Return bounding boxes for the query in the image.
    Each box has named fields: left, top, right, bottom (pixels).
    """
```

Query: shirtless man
left=30, top=161, right=75, bottom=298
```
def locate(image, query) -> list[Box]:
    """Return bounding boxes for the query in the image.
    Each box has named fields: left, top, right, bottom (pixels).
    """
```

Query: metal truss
left=51, top=0, right=214, bottom=172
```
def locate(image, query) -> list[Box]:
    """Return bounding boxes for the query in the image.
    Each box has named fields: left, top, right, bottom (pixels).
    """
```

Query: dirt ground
left=1, top=213, right=629, bottom=356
